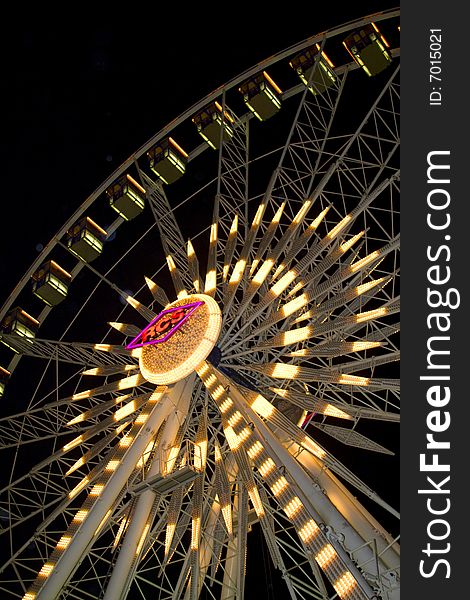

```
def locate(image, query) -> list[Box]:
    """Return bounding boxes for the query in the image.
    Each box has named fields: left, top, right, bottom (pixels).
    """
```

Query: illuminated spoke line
left=197, top=362, right=380, bottom=599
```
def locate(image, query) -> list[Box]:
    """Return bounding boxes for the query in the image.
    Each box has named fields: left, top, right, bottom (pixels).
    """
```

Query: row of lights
left=197, top=361, right=369, bottom=600
left=22, top=387, right=166, bottom=599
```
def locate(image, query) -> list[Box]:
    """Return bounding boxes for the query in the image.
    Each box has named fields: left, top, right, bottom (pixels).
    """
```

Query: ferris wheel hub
left=138, top=294, right=222, bottom=385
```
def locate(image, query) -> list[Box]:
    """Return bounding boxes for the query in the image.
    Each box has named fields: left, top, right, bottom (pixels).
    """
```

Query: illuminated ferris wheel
left=0, top=10, right=400, bottom=600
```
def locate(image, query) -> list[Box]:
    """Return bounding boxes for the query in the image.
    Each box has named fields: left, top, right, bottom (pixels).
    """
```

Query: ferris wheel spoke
left=144, top=276, right=171, bottom=308
left=0, top=335, right=133, bottom=368
left=139, top=173, right=194, bottom=293
left=221, top=196, right=328, bottom=343
left=222, top=199, right=267, bottom=318
left=186, top=240, right=203, bottom=295
left=198, top=363, right=394, bottom=589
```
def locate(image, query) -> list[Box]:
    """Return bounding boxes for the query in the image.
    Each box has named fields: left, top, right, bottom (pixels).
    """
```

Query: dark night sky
left=1, top=4, right=398, bottom=296
left=1, top=6, right=399, bottom=599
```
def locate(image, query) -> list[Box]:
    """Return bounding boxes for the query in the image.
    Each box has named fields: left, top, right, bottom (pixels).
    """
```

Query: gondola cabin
left=0, top=308, right=39, bottom=352
left=192, top=102, right=235, bottom=150
left=343, top=22, right=392, bottom=76
left=290, top=44, right=336, bottom=94
left=107, top=174, right=146, bottom=221
left=32, top=260, right=71, bottom=306
left=147, top=137, right=188, bottom=184
left=0, top=366, right=10, bottom=398
left=66, top=217, right=107, bottom=263
left=239, top=71, right=282, bottom=121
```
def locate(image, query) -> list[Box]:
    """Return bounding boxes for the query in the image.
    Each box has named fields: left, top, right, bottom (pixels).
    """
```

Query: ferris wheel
left=0, top=9, right=400, bottom=600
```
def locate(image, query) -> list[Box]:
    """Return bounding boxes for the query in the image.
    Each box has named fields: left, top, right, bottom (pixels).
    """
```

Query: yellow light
left=324, top=404, right=353, bottom=420
left=164, top=445, right=181, bottom=475
left=90, top=483, right=104, bottom=496
left=302, top=437, right=326, bottom=459
left=65, top=456, right=86, bottom=477
left=350, top=251, right=380, bottom=272
left=135, top=412, right=149, bottom=424
left=166, top=255, right=176, bottom=272
left=19, top=309, right=40, bottom=326
left=126, top=173, right=146, bottom=194
left=71, top=390, right=92, bottom=401
left=136, top=523, right=151, bottom=555
left=327, top=215, right=352, bottom=239
left=93, top=343, right=113, bottom=352
left=113, top=516, right=128, bottom=550
left=96, top=509, right=112, bottom=535
left=279, top=326, right=312, bottom=346
left=38, top=562, right=54, bottom=578
left=271, top=475, right=289, bottom=496
left=228, top=411, right=243, bottom=427
left=270, top=387, right=288, bottom=398
left=222, top=504, right=232, bottom=535
left=229, top=258, right=247, bottom=284
left=237, top=426, right=251, bottom=444
left=258, top=458, right=276, bottom=477
left=219, top=397, right=234, bottom=413
left=340, top=230, right=364, bottom=253
left=165, top=522, right=176, bottom=556
left=191, top=516, right=201, bottom=550
left=321, top=50, right=335, bottom=68
left=350, top=341, right=382, bottom=352
left=205, top=269, right=216, bottom=294
left=271, top=270, right=297, bottom=298
left=23, top=593, right=36, bottom=600
left=168, top=136, right=189, bottom=158
left=198, top=362, right=210, bottom=377
left=137, top=441, right=155, bottom=468
left=315, top=544, right=336, bottom=569
left=334, top=571, right=357, bottom=598
left=62, top=435, right=83, bottom=452
left=356, top=277, right=386, bottom=295
left=194, top=440, right=208, bottom=471
left=284, top=496, right=303, bottom=519
left=230, top=214, right=239, bottom=234
left=337, top=374, right=370, bottom=386
left=118, top=373, right=143, bottom=390
left=73, top=509, right=88, bottom=522
left=119, top=434, right=133, bottom=448
left=212, top=385, right=225, bottom=401
left=252, top=202, right=265, bottom=228
left=214, top=444, right=222, bottom=462
left=56, top=534, right=72, bottom=550
left=68, top=476, right=89, bottom=500
left=248, top=486, right=265, bottom=518
left=269, top=364, right=300, bottom=379
left=247, top=441, right=263, bottom=460
left=49, top=260, right=72, bottom=280
left=213, top=101, right=235, bottom=123
left=105, top=460, right=120, bottom=472
left=279, top=293, right=309, bottom=318
left=251, top=395, right=275, bottom=419
left=292, top=199, right=312, bottom=224
left=298, top=519, right=320, bottom=543
left=224, top=426, right=241, bottom=450
left=114, top=400, right=137, bottom=421
left=252, top=258, right=275, bottom=285
left=263, top=71, right=283, bottom=94
left=206, top=373, right=217, bottom=388
left=355, top=307, right=387, bottom=323
left=86, top=217, right=108, bottom=237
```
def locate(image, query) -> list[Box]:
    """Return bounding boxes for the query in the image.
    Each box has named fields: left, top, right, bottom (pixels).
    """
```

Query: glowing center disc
left=139, top=294, right=222, bottom=385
